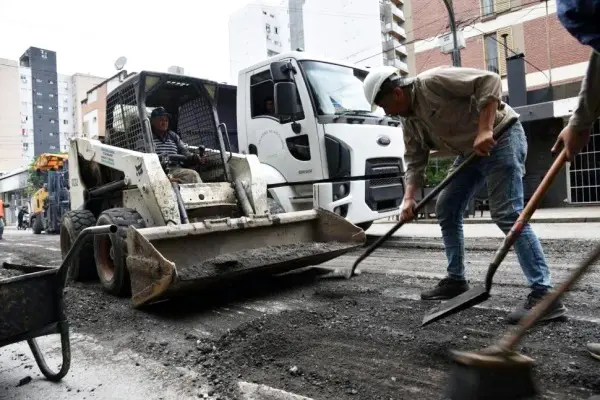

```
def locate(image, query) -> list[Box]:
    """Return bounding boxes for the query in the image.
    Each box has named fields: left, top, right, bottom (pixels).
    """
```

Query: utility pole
left=442, top=0, right=461, bottom=67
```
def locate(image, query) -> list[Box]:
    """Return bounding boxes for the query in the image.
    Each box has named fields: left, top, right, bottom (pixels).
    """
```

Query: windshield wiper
left=334, top=110, right=373, bottom=116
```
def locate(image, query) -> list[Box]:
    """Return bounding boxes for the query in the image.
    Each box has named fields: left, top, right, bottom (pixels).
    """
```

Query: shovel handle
left=499, top=241, right=600, bottom=351
left=348, top=124, right=514, bottom=277
left=484, top=149, right=568, bottom=292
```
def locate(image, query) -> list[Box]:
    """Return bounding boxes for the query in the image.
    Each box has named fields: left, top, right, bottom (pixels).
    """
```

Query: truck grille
left=364, top=158, right=404, bottom=212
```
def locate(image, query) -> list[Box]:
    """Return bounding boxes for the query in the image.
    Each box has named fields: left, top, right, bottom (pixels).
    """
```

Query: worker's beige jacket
left=568, top=50, right=600, bottom=132
left=400, top=66, right=518, bottom=187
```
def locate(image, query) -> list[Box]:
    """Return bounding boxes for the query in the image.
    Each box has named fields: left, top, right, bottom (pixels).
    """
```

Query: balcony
left=382, top=39, right=407, bottom=56
left=390, top=0, right=403, bottom=5
left=391, top=4, right=404, bottom=21
left=381, top=21, right=406, bottom=40
left=385, top=57, right=409, bottom=73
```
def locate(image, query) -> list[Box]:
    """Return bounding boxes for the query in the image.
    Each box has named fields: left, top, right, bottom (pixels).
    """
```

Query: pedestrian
left=554, top=0, right=600, bottom=363
left=362, top=64, right=566, bottom=324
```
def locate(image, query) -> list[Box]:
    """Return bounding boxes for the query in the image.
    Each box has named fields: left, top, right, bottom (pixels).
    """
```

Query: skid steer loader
left=60, top=70, right=366, bottom=308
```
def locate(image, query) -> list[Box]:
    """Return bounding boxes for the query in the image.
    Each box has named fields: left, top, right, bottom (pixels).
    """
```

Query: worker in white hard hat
left=363, top=65, right=566, bottom=325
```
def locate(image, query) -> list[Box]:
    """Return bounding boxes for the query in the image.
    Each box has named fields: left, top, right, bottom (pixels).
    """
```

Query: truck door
left=244, top=61, right=322, bottom=199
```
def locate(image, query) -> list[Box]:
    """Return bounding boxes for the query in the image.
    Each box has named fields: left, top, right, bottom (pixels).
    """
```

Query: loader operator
left=555, top=0, right=600, bottom=364
left=363, top=65, right=566, bottom=325
left=150, top=106, right=203, bottom=184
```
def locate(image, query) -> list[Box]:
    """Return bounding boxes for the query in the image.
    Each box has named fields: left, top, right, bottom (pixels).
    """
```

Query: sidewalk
left=375, top=206, right=600, bottom=224
left=367, top=221, right=600, bottom=240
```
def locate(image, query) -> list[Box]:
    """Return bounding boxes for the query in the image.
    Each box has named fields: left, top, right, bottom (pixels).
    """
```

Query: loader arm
left=71, top=138, right=180, bottom=226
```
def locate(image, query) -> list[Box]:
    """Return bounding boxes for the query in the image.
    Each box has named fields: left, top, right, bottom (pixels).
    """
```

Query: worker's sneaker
left=420, top=277, right=469, bottom=300
left=586, top=343, right=600, bottom=361
left=506, top=289, right=567, bottom=324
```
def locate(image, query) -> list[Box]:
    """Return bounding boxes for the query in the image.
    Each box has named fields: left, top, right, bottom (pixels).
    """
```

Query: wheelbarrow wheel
left=27, top=321, right=71, bottom=382
left=94, top=208, right=146, bottom=297
left=60, top=210, right=97, bottom=281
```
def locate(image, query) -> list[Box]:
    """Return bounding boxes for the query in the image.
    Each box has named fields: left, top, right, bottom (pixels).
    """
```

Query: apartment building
left=81, top=70, right=130, bottom=140
left=0, top=58, right=22, bottom=172
left=404, top=0, right=598, bottom=206
left=228, top=0, right=409, bottom=83
left=0, top=47, right=107, bottom=168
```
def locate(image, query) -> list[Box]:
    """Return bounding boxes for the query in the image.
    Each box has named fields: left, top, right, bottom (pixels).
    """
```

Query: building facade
left=404, top=0, right=598, bottom=206
left=81, top=70, right=130, bottom=140
left=0, top=58, right=22, bottom=172
left=228, top=0, right=409, bottom=83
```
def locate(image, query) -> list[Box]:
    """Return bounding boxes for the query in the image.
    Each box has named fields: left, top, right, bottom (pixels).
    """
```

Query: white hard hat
left=363, top=65, right=407, bottom=112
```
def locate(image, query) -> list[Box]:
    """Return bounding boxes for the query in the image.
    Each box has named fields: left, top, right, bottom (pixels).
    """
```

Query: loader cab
left=104, top=72, right=229, bottom=183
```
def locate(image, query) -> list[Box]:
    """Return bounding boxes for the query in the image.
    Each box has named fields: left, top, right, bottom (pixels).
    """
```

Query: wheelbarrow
left=0, top=224, right=117, bottom=381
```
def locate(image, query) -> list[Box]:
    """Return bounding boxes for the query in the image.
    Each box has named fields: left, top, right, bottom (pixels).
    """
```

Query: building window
left=48, top=80, right=54, bottom=84
left=36, top=91, right=42, bottom=96
left=20, top=74, right=27, bottom=83
left=40, top=49, right=48, bottom=59
left=37, top=105, right=43, bottom=109
left=36, top=78, right=42, bottom=83
left=484, top=34, right=499, bottom=74
left=49, top=132, right=55, bottom=137
left=63, top=107, right=68, bottom=112
left=49, top=145, right=57, bottom=150
left=481, top=0, right=494, bottom=16
left=50, top=119, right=56, bottom=124
left=63, top=120, right=68, bottom=125
left=21, top=101, right=27, bottom=106
left=49, top=93, right=54, bottom=98
left=23, top=143, right=29, bottom=150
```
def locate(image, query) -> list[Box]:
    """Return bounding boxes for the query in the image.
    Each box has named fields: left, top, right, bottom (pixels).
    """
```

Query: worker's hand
left=400, top=198, right=417, bottom=223
left=551, top=125, right=591, bottom=162
left=473, top=129, right=496, bottom=156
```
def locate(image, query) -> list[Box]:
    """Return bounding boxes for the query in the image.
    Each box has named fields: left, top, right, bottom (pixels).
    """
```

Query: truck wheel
left=60, top=210, right=97, bottom=281
left=94, top=208, right=146, bottom=297
left=356, top=221, right=373, bottom=231
left=32, top=216, right=43, bottom=234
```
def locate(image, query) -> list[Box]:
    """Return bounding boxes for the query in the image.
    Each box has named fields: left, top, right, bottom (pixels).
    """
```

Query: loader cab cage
left=105, top=72, right=229, bottom=183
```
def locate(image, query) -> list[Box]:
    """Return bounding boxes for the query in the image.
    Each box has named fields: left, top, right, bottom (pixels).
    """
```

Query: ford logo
left=377, top=136, right=391, bottom=146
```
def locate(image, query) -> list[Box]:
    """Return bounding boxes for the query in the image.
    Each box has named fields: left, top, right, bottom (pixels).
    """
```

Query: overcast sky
left=0, top=0, right=278, bottom=83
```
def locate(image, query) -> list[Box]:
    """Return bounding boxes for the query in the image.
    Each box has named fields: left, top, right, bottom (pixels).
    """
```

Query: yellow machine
left=29, top=153, right=69, bottom=234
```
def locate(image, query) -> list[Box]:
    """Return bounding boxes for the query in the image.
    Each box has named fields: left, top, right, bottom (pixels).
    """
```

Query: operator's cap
left=150, top=107, right=171, bottom=119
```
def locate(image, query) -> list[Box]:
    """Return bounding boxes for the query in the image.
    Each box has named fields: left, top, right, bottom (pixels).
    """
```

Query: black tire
left=32, top=216, right=43, bottom=234
left=60, top=210, right=97, bottom=281
left=94, top=208, right=145, bottom=297
left=356, top=221, right=373, bottom=231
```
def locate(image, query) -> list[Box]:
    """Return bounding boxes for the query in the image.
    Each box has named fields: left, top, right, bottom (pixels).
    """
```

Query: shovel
left=347, top=126, right=513, bottom=279
left=421, top=148, right=568, bottom=327
left=447, top=239, right=600, bottom=400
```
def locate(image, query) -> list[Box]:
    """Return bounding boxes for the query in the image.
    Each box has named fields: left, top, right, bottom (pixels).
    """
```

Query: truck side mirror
left=274, top=82, right=301, bottom=117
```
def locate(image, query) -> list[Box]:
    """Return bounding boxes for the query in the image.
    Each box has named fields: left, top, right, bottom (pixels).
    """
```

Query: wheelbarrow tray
left=0, top=266, right=72, bottom=382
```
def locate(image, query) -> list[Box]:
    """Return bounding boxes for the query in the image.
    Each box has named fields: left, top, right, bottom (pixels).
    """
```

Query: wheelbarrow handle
left=484, top=148, right=568, bottom=292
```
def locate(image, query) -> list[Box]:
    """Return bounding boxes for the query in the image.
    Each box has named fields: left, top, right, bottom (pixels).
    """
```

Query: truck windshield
left=299, top=61, right=385, bottom=117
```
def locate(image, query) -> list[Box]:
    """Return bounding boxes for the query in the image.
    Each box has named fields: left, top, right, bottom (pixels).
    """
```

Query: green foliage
left=25, top=157, right=45, bottom=196
left=424, top=157, right=454, bottom=187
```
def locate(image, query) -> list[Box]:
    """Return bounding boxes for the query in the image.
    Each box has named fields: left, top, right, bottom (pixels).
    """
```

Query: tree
left=25, top=157, right=45, bottom=196
left=424, top=157, right=454, bottom=187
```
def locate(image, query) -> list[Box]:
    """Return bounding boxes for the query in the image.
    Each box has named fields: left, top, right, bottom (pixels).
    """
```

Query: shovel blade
left=421, top=286, right=490, bottom=327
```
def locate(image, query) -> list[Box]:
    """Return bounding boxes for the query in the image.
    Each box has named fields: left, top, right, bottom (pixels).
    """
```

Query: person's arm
left=172, top=132, right=192, bottom=157
left=402, top=119, right=430, bottom=197
left=568, top=50, right=600, bottom=132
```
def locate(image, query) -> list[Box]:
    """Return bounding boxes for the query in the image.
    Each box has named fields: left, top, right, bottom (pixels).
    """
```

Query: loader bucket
left=125, top=209, right=366, bottom=307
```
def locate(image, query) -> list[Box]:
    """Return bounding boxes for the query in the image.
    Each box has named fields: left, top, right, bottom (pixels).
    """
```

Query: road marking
left=237, top=381, right=313, bottom=400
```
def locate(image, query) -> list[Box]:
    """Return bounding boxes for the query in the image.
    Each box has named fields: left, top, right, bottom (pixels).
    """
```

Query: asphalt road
left=1, top=227, right=600, bottom=399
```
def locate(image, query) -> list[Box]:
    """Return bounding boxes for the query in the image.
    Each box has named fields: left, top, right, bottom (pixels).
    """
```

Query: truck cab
left=228, top=52, right=406, bottom=230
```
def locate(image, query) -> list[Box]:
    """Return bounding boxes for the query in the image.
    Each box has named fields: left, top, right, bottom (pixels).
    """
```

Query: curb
left=374, top=217, right=600, bottom=225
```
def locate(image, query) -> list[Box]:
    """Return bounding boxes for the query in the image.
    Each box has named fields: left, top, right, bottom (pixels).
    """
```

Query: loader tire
left=60, top=210, right=97, bottom=282
left=32, top=215, right=43, bottom=234
left=94, top=208, right=146, bottom=297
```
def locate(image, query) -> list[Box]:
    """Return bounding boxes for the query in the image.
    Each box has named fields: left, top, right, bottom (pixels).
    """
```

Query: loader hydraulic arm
left=70, top=138, right=181, bottom=226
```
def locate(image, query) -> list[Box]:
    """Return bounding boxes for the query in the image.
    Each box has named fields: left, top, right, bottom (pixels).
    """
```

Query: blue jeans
left=435, top=121, right=552, bottom=291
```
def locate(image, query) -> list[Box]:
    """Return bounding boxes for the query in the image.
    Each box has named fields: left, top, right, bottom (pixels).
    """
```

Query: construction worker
left=150, top=107, right=204, bottom=184
left=555, top=0, right=600, bottom=363
left=17, top=206, right=29, bottom=230
left=363, top=65, right=566, bottom=324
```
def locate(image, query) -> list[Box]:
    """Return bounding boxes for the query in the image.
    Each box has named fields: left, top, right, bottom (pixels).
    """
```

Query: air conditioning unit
left=438, top=31, right=466, bottom=54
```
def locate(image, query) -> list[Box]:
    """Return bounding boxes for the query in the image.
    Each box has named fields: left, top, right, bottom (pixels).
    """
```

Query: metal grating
left=105, top=82, right=147, bottom=153
left=568, top=120, right=600, bottom=204
left=176, top=95, right=227, bottom=183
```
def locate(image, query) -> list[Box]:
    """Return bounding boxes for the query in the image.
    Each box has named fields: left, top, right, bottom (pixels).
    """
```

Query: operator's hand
left=187, top=154, right=206, bottom=165
left=400, top=198, right=417, bottom=222
left=551, top=125, right=591, bottom=162
left=473, top=129, right=496, bottom=156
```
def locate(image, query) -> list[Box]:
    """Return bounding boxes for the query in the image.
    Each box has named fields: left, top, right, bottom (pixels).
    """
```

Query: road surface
left=1, top=227, right=600, bottom=399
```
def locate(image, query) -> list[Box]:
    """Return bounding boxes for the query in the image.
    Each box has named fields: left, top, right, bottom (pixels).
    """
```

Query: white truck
left=215, top=51, right=406, bottom=231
